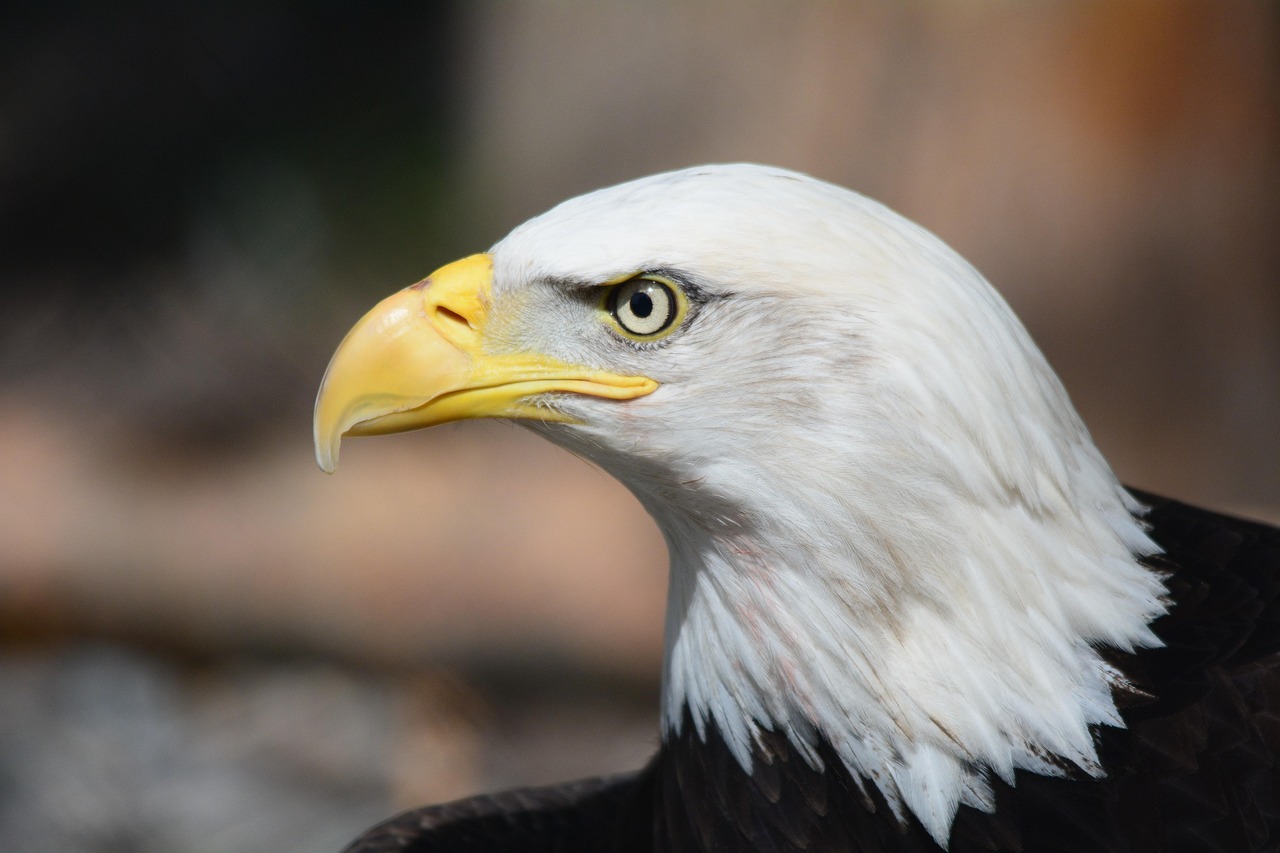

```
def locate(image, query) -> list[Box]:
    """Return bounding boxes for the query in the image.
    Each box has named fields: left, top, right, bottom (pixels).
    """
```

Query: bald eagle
left=315, top=165, right=1280, bottom=852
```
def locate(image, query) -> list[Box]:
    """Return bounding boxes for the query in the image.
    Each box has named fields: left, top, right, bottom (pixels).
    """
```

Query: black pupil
left=630, top=290, right=654, bottom=318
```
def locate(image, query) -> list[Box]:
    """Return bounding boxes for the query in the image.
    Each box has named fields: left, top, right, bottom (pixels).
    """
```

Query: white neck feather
left=634, top=268, right=1166, bottom=847
left=642, top=350, right=1167, bottom=846
left=654, top=474, right=1163, bottom=845
left=506, top=165, right=1172, bottom=847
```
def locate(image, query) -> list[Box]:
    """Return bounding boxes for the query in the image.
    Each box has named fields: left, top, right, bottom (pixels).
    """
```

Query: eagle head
left=314, top=164, right=1167, bottom=844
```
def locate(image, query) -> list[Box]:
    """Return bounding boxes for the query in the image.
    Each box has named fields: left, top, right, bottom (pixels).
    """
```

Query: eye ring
left=604, top=276, right=686, bottom=340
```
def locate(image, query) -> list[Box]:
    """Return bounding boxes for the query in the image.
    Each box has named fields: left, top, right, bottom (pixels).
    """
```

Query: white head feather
left=490, top=164, right=1167, bottom=846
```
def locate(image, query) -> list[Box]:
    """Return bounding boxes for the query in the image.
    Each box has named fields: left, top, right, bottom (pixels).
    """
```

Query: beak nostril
left=435, top=305, right=473, bottom=332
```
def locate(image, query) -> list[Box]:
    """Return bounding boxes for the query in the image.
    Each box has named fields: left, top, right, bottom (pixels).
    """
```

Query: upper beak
left=313, top=253, right=658, bottom=473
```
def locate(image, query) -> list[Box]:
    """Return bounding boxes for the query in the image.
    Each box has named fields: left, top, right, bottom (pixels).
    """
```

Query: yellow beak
left=313, top=253, right=658, bottom=473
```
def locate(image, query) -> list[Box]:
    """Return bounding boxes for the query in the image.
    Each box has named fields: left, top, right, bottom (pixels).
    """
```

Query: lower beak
left=313, top=253, right=657, bottom=473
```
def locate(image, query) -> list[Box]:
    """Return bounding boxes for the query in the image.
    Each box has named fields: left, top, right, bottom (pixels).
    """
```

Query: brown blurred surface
left=2, top=2, right=1279, bottom=850
left=0, top=415, right=667, bottom=675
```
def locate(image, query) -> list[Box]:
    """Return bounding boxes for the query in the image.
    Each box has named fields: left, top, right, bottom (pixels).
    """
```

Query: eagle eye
left=604, top=277, right=685, bottom=340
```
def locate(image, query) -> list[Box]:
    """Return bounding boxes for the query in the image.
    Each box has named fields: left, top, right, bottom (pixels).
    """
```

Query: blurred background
left=1, top=2, right=1278, bottom=850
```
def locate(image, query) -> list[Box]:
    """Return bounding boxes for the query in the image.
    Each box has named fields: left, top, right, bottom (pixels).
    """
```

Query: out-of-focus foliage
left=1, top=2, right=472, bottom=446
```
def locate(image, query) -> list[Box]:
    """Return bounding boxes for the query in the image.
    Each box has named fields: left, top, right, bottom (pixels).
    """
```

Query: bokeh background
left=2, top=3, right=1278, bottom=850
